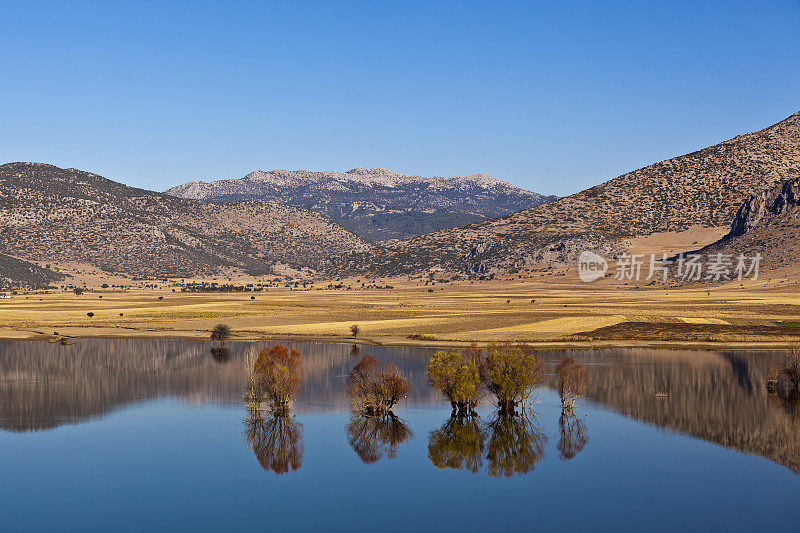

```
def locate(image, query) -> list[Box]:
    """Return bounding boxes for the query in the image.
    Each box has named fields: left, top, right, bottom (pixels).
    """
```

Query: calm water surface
left=1, top=340, right=799, bottom=532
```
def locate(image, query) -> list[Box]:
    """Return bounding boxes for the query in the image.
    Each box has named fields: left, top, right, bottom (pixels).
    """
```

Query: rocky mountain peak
left=727, top=176, right=800, bottom=238
left=166, top=167, right=556, bottom=240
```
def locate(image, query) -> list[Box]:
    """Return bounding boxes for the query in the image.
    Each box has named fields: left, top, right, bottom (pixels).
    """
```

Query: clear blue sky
left=1, top=0, right=799, bottom=196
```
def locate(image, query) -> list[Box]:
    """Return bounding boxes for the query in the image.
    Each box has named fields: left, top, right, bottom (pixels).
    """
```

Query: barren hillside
left=0, top=163, right=371, bottom=279
left=333, top=111, right=800, bottom=275
left=700, top=175, right=800, bottom=275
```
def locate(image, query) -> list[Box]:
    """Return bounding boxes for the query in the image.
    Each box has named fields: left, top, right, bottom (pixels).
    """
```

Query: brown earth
left=3, top=271, right=800, bottom=349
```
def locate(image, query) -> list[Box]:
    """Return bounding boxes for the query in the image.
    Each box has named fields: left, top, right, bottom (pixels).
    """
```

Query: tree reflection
left=768, top=389, right=800, bottom=423
left=484, top=414, right=547, bottom=477
left=210, top=346, right=230, bottom=364
left=346, top=414, right=413, bottom=463
left=427, top=415, right=485, bottom=473
left=243, top=408, right=304, bottom=474
left=557, top=409, right=588, bottom=460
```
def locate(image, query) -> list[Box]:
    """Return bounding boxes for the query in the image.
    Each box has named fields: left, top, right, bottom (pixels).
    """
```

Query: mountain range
left=0, top=162, right=371, bottom=281
left=328, top=110, right=800, bottom=276
left=166, top=168, right=556, bottom=241
left=1, top=110, right=799, bottom=286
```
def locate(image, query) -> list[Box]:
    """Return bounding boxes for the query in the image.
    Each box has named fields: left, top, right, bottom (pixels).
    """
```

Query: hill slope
left=335, top=110, right=800, bottom=275
left=700, top=175, right=800, bottom=275
left=0, top=163, right=372, bottom=278
left=0, top=253, right=64, bottom=288
left=166, top=168, right=557, bottom=241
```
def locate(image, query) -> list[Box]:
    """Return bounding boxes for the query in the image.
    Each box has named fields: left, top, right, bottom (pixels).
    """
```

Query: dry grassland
left=3, top=270, right=800, bottom=350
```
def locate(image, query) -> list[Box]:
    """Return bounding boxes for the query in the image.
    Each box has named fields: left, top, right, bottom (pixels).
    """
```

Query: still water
left=1, top=340, right=799, bottom=531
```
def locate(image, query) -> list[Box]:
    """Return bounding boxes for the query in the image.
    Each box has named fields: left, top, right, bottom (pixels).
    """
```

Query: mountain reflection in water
left=0, top=340, right=798, bottom=474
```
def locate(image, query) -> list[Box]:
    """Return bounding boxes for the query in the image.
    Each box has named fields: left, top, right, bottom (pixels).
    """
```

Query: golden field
left=2, top=268, right=800, bottom=350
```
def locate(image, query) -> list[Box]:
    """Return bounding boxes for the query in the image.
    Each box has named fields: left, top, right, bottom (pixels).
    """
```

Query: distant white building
left=0, top=294, right=10, bottom=299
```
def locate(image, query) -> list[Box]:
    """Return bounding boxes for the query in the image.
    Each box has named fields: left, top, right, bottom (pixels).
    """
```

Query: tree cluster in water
left=427, top=342, right=587, bottom=416
left=244, top=345, right=304, bottom=414
left=241, top=343, right=589, bottom=476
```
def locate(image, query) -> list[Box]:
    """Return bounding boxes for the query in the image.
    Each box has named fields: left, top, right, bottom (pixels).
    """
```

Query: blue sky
left=1, top=0, right=799, bottom=195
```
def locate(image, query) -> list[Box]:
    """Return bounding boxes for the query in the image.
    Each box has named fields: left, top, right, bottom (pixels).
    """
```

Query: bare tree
left=246, top=345, right=304, bottom=413
left=348, top=355, right=411, bottom=415
left=350, top=324, right=361, bottom=338
left=557, top=357, right=587, bottom=410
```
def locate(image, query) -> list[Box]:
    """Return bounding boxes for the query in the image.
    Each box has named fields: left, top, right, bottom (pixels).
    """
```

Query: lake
left=1, top=340, right=799, bottom=531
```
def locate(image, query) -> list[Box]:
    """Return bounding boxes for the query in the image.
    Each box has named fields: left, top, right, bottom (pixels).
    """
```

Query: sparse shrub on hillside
left=86, top=312, right=94, bottom=318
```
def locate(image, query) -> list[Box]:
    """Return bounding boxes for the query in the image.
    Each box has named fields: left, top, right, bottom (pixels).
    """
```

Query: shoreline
left=2, top=328, right=796, bottom=352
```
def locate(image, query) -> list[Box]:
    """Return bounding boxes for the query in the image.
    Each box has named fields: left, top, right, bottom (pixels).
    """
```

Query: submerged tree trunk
left=497, top=399, right=517, bottom=416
